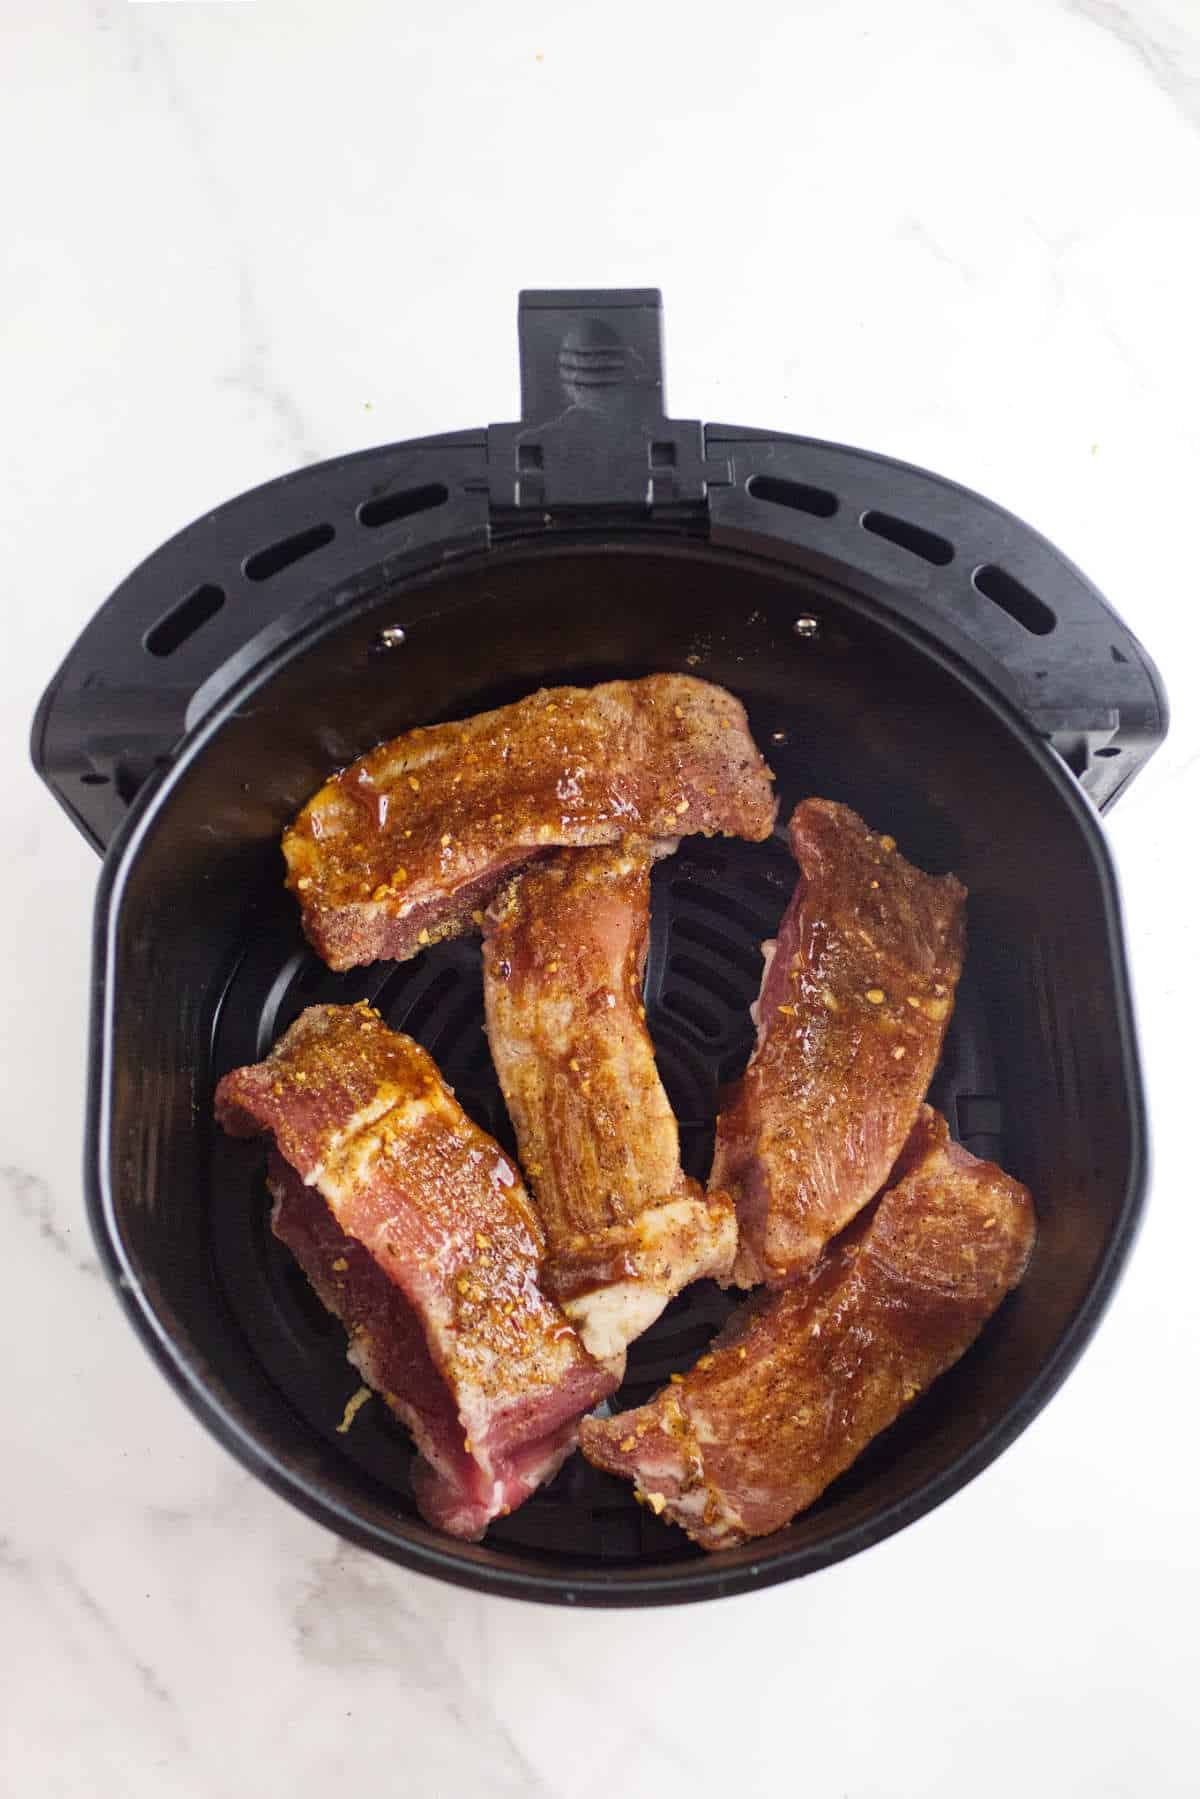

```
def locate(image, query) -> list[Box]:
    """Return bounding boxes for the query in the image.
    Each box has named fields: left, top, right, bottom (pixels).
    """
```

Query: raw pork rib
left=712, top=799, right=966, bottom=1286
left=265, top=1157, right=555, bottom=1538
left=483, top=844, right=736, bottom=1374
left=215, top=1003, right=615, bottom=1539
left=581, top=1108, right=1035, bottom=1550
left=283, top=674, right=777, bottom=970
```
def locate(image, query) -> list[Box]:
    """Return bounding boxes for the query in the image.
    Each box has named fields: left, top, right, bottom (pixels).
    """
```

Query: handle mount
left=486, top=289, right=731, bottom=513
left=32, top=288, right=1167, bottom=852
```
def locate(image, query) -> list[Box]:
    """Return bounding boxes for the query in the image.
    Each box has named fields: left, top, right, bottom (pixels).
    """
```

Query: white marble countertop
left=5, top=2, right=1200, bottom=1792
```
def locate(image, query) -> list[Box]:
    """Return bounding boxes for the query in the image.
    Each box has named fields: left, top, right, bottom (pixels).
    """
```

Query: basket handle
left=32, top=288, right=1166, bottom=849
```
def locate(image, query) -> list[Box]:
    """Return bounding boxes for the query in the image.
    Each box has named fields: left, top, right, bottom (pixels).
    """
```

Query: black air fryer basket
left=34, top=291, right=1165, bottom=1605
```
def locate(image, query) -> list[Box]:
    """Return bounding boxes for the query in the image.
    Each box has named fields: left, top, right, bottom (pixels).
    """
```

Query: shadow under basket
left=34, top=291, right=1163, bottom=1604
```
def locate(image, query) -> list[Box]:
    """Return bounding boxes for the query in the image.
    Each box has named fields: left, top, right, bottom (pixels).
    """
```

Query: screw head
left=374, top=625, right=407, bottom=651
left=793, top=615, right=820, bottom=639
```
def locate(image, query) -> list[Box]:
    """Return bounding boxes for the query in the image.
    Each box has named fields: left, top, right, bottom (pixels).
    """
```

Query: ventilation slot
left=670, top=914, right=764, bottom=985
left=972, top=564, right=1056, bottom=636
left=671, top=879, right=775, bottom=946
left=861, top=510, right=954, bottom=566
left=144, top=583, right=226, bottom=657
left=956, top=1094, right=1004, bottom=1139
left=670, top=952, right=756, bottom=1018
left=243, top=523, right=335, bottom=582
left=661, top=984, right=724, bottom=1042
left=747, top=475, right=838, bottom=518
left=427, top=982, right=488, bottom=1067
left=357, top=482, right=449, bottom=530
left=383, top=966, right=458, bottom=1043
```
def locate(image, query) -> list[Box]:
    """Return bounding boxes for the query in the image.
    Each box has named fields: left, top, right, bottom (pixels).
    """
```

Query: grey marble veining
left=4, top=1165, right=101, bottom=1278
left=292, top=1548, right=554, bottom=1796
left=1066, top=0, right=1200, bottom=129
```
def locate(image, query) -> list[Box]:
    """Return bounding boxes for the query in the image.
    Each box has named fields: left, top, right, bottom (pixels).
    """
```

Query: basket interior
left=98, top=540, right=1138, bottom=1599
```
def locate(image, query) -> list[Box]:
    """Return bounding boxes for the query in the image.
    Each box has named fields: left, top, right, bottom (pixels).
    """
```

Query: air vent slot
left=747, top=475, right=838, bottom=518
left=243, top=522, right=335, bottom=582
left=357, top=482, right=450, bottom=530
left=972, top=564, right=1056, bottom=636
left=661, top=984, right=724, bottom=1043
left=956, top=1093, right=1004, bottom=1138
left=143, top=582, right=226, bottom=657
left=861, top=510, right=954, bottom=566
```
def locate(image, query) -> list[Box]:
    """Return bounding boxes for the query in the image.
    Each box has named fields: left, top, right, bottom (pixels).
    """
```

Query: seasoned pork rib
left=265, top=1157, right=569, bottom=1538
left=215, top=1003, right=615, bottom=1539
left=581, top=1108, right=1035, bottom=1550
left=712, top=800, right=966, bottom=1286
left=283, top=675, right=777, bottom=971
left=483, top=844, right=737, bottom=1374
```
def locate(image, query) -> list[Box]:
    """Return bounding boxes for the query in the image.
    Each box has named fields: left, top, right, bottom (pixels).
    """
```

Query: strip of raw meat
left=712, top=799, right=966, bottom=1286
left=483, top=843, right=737, bottom=1374
left=581, top=1108, right=1035, bottom=1550
left=267, top=1159, right=519, bottom=1533
left=215, top=1003, right=616, bottom=1539
left=283, top=674, right=777, bottom=971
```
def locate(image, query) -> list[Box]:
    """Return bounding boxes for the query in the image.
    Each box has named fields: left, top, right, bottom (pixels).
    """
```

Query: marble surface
left=5, top=1, right=1200, bottom=1792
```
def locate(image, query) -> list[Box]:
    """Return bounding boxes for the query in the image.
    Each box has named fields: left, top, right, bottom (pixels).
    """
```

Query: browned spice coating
left=712, top=799, right=966, bottom=1286
left=215, top=1004, right=614, bottom=1503
left=581, top=1108, right=1035, bottom=1549
left=483, top=843, right=736, bottom=1365
left=283, top=675, right=777, bottom=970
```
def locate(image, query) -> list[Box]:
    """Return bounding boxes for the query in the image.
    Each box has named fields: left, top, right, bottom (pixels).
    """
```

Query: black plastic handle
left=490, top=291, right=1165, bottom=807
left=487, top=290, right=731, bottom=512
left=32, top=286, right=1166, bottom=850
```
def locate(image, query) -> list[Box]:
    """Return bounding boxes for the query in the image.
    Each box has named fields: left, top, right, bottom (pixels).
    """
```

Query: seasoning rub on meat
left=284, top=675, right=777, bottom=971
left=712, top=800, right=966, bottom=1287
left=581, top=1108, right=1035, bottom=1550
left=215, top=1003, right=616, bottom=1539
left=484, top=843, right=736, bottom=1376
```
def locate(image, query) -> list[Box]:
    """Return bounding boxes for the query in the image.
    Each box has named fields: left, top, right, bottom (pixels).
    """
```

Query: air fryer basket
left=34, top=293, right=1165, bottom=1604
